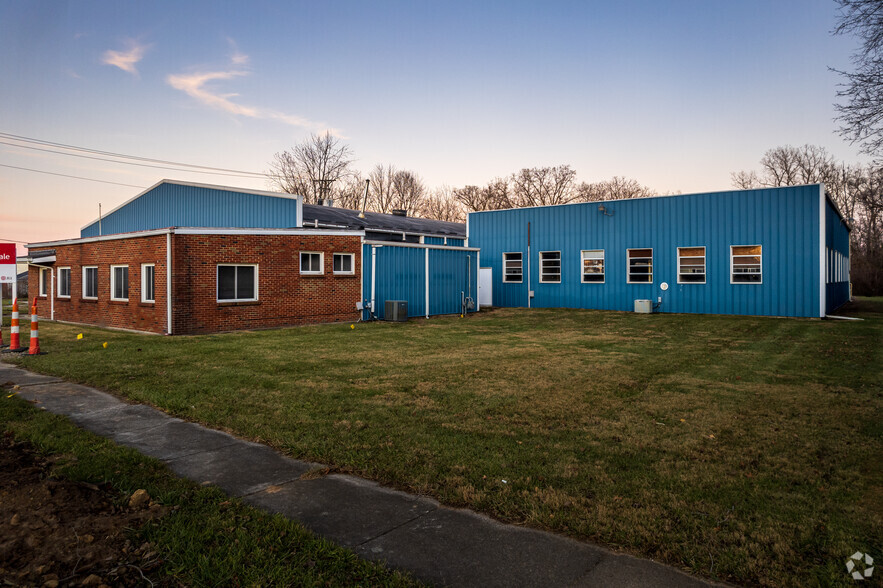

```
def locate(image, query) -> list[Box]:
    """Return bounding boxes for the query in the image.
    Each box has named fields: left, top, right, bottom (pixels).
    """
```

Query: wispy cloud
left=102, top=40, right=150, bottom=75
left=166, top=47, right=341, bottom=136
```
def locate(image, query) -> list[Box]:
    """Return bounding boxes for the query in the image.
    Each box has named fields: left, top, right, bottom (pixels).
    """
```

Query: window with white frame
left=731, top=245, right=762, bottom=283
left=141, top=263, right=155, bottom=303
left=333, top=253, right=354, bottom=275
left=217, top=264, right=257, bottom=301
left=677, top=247, right=706, bottom=283
left=503, top=252, right=522, bottom=283
left=58, top=267, right=71, bottom=298
left=300, top=252, right=324, bottom=275
left=581, top=250, right=604, bottom=283
left=82, top=266, right=98, bottom=299
left=38, top=268, right=48, bottom=296
left=110, top=265, right=129, bottom=301
left=539, top=251, right=561, bottom=283
left=627, top=248, right=653, bottom=283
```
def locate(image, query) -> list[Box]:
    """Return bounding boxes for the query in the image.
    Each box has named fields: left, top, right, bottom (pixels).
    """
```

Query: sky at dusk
left=0, top=0, right=869, bottom=255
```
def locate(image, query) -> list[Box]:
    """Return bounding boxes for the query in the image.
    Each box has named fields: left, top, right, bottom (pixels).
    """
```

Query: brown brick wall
left=29, top=234, right=169, bottom=334
left=28, top=232, right=362, bottom=335
left=172, top=233, right=361, bottom=334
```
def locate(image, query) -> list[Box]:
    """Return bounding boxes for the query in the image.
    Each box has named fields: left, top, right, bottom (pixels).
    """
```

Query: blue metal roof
left=81, top=180, right=303, bottom=238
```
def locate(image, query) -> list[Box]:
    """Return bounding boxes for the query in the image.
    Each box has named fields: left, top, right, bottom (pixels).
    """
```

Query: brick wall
left=28, top=232, right=362, bottom=335
left=172, top=233, right=361, bottom=334
left=29, top=234, right=169, bottom=333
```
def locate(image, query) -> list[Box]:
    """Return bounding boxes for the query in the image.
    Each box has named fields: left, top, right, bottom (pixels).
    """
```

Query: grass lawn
left=6, top=298, right=882, bottom=586
left=0, top=396, right=418, bottom=586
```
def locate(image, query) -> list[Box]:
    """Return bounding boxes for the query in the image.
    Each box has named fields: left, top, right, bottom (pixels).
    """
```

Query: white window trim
left=539, top=251, right=561, bottom=284
left=626, top=248, right=653, bottom=284
left=676, top=246, right=706, bottom=285
left=580, top=250, right=605, bottom=284
left=332, top=253, right=355, bottom=275
left=141, top=263, right=155, bottom=303
left=217, top=264, right=259, bottom=302
left=730, top=244, right=763, bottom=285
left=37, top=267, right=48, bottom=296
left=300, top=251, right=324, bottom=275
left=503, top=252, right=523, bottom=283
left=110, top=264, right=129, bottom=301
left=82, top=266, right=98, bottom=300
left=57, top=267, right=71, bottom=298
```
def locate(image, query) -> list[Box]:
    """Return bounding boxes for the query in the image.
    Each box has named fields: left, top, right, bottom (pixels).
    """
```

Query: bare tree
left=368, top=164, right=397, bottom=213
left=268, top=132, right=355, bottom=203
left=391, top=170, right=426, bottom=215
left=574, top=176, right=655, bottom=202
left=334, top=173, right=368, bottom=210
left=733, top=145, right=883, bottom=295
left=417, top=185, right=466, bottom=222
left=833, top=0, right=883, bottom=158
left=454, top=178, right=513, bottom=212
left=510, top=165, right=577, bottom=207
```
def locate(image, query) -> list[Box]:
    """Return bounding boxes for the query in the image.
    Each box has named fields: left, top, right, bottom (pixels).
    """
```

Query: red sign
left=0, top=243, right=17, bottom=283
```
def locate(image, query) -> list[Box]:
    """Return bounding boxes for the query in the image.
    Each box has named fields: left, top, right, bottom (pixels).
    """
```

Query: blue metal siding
left=468, top=185, right=823, bottom=318
left=424, top=237, right=445, bottom=245
left=825, top=198, right=851, bottom=313
left=361, top=244, right=478, bottom=320
left=446, top=238, right=465, bottom=247
left=81, top=183, right=301, bottom=237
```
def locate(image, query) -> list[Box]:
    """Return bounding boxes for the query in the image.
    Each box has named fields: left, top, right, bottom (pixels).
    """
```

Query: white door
left=479, top=267, right=493, bottom=308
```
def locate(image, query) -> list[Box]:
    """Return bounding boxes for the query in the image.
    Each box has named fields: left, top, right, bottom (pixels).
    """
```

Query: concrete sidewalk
left=0, top=362, right=723, bottom=588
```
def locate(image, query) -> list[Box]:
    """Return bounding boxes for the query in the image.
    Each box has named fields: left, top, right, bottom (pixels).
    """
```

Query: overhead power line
left=0, top=163, right=147, bottom=188
left=0, top=140, right=270, bottom=179
left=0, top=131, right=270, bottom=178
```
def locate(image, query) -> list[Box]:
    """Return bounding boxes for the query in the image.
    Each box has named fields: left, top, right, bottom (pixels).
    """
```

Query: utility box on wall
left=385, top=300, right=408, bottom=322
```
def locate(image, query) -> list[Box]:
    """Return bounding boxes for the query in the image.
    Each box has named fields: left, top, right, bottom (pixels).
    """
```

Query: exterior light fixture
left=598, top=205, right=614, bottom=217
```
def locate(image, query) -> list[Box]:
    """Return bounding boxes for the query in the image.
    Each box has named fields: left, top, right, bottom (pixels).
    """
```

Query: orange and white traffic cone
left=28, top=298, right=40, bottom=355
left=8, top=298, right=23, bottom=352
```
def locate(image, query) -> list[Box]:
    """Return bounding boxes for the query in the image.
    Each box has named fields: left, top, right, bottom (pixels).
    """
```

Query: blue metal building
left=467, top=184, right=850, bottom=318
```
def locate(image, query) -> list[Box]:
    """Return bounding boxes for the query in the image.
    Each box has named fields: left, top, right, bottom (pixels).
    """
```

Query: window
left=83, top=266, right=98, bottom=299
left=627, top=248, right=653, bottom=283
left=58, top=267, right=71, bottom=298
left=38, top=268, right=48, bottom=296
left=110, top=265, right=129, bottom=301
left=581, top=250, right=604, bottom=283
left=677, top=247, right=706, bottom=284
left=731, top=245, right=762, bottom=284
left=300, top=252, right=324, bottom=275
left=503, top=252, right=522, bottom=283
left=333, top=253, right=354, bottom=275
left=539, top=251, right=561, bottom=283
left=141, top=264, right=155, bottom=303
left=218, top=264, right=257, bottom=301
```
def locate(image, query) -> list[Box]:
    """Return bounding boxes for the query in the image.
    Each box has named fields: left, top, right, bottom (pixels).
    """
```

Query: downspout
left=425, top=247, right=429, bottom=319
left=527, top=222, right=531, bottom=309
left=371, top=245, right=378, bottom=318
left=166, top=230, right=173, bottom=335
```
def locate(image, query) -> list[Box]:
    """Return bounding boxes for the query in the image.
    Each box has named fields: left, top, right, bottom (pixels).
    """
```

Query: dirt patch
left=0, top=432, right=170, bottom=587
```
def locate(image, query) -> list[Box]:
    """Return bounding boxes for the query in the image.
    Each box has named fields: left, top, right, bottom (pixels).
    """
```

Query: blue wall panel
left=468, top=185, right=825, bottom=318
left=81, top=182, right=301, bottom=237
left=825, top=198, right=851, bottom=313
left=361, top=244, right=478, bottom=320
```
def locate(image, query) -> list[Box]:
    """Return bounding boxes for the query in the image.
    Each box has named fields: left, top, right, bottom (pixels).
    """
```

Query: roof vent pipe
left=391, top=209, right=407, bottom=217
left=358, top=180, right=370, bottom=219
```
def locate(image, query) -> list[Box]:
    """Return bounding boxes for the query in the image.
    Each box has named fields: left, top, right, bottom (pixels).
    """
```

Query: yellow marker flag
left=350, top=324, right=355, bottom=329
left=102, top=342, right=108, bottom=348
left=77, top=333, right=83, bottom=340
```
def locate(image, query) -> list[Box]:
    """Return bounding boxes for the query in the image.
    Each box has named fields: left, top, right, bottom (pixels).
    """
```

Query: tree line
left=267, top=133, right=655, bottom=222
left=733, top=144, right=882, bottom=296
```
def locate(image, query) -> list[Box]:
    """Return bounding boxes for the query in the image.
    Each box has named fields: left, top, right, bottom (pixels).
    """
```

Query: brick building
left=24, top=180, right=477, bottom=334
